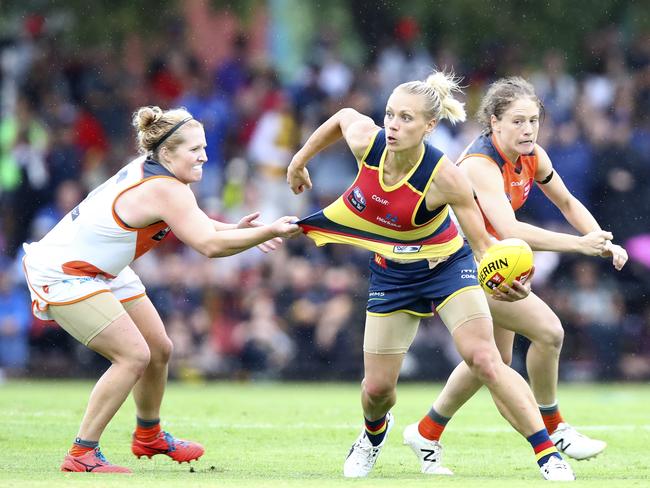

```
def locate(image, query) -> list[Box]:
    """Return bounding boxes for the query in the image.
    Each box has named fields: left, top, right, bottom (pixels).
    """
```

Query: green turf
left=0, top=381, right=648, bottom=487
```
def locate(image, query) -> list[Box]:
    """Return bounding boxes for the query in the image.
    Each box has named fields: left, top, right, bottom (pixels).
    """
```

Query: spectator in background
left=178, top=67, right=231, bottom=201
left=30, top=179, right=83, bottom=241
left=0, top=261, right=31, bottom=380
left=565, top=260, right=624, bottom=380
left=0, top=95, right=49, bottom=254
left=248, top=90, right=306, bottom=220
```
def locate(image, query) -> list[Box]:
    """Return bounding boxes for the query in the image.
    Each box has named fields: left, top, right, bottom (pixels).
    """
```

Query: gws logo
left=347, top=186, right=366, bottom=212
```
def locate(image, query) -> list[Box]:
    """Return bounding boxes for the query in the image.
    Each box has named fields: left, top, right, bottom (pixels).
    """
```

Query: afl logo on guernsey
left=348, top=186, right=367, bottom=212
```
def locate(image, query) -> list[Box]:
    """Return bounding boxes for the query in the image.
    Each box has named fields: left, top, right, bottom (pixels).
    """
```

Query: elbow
left=494, top=223, right=519, bottom=240
left=199, top=240, right=229, bottom=258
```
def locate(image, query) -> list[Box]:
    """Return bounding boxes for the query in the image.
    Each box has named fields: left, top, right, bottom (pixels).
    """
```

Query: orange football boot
left=132, top=431, right=204, bottom=463
left=61, top=447, right=132, bottom=473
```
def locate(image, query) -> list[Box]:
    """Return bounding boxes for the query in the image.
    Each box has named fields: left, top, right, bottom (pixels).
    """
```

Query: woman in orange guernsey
left=287, top=71, right=574, bottom=481
left=405, top=77, right=628, bottom=474
left=22, top=106, right=302, bottom=473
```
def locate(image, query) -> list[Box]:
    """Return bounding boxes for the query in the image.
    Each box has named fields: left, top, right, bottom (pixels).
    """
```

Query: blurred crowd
left=1, top=8, right=649, bottom=384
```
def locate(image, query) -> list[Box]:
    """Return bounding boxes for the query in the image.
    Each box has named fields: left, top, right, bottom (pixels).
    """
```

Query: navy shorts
left=367, top=243, right=479, bottom=316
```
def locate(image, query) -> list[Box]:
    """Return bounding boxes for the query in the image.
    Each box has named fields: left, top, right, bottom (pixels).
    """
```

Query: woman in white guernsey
left=287, top=71, right=574, bottom=481
left=23, top=106, right=301, bottom=473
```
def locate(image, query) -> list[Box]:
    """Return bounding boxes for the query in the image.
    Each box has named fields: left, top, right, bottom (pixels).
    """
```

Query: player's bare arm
left=427, top=157, right=492, bottom=259
left=287, top=108, right=377, bottom=194
left=128, top=178, right=300, bottom=257
left=463, top=154, right=611, bottom=254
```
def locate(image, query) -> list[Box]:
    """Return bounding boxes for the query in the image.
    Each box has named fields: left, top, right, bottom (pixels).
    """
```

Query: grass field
left=0, top=381, right=648, bottom=487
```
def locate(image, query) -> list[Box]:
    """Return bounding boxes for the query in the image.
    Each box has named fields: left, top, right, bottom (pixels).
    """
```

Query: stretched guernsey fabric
left=298, top=129, right=463, bottom=260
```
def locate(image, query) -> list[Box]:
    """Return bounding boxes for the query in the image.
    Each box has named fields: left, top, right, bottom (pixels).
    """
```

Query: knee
left=534, top=319, right=564, bottom=352
left=124, top=346, right=151, bottom=377
left=363, top=378, right=396, bottom=403
left=149, top=336, right=174, bottom=366
left=499, top=349, right=513, bottom=366
left=465, top=347, right=500, bottom=385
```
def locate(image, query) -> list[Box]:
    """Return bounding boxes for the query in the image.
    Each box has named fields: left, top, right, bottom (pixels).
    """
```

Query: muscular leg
left=361, top=312, right=420, bottom=420
left=128, top=297, right=174, bottom=420
left=450, top=315, right=543, bottom=436
left=432, top=326, right=514, bottom=416
left=70, top=312, right=151, bottom=441
left=489, top=292, right=563, bottom=405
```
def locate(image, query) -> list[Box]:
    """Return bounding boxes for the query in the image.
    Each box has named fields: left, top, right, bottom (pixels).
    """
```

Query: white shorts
left=23, top=260, right=146, bottom=321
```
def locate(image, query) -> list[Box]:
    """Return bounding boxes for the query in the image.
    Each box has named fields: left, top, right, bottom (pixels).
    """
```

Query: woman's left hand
left=600, top=241, right=628, bottom=271
left=491, top=266, right=535, bottom=302
left=237, top=212, right=283, bottom=253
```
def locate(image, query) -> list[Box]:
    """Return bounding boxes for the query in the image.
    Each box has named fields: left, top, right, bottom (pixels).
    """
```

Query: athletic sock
left=527, top=428, right=562, bottom=467
left=418, top=406, right=450, bottom=441
left=69, top=437, right=99, bottom=457
left=135, top=417, right=161, bottom=442
left=364, top=415, right=388, bottom=446
left=539, top=402, right=564, bottom=434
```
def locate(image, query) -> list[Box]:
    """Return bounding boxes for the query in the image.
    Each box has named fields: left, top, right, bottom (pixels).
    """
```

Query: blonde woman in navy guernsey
left=287, top=71, right=575, bottom=480
left=22, top=106, right=302, bottom=473
left=411, top=78, right=628, bottom=471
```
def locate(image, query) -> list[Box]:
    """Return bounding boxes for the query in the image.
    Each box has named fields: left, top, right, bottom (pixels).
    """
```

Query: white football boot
left=550, top=423, right=607, bottom=460
left=402, top=423, right=453, bottom=475
left=539, top=456, right=576, bottom=481
left=343, top=412, right=394, bottom=478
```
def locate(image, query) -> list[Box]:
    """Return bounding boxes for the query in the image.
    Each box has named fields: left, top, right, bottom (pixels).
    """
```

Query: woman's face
left=162, top=124, right=207, bottom=183
left=384, top=91, right=435, bottom=151
left=491, top=97, right=540, bottom=158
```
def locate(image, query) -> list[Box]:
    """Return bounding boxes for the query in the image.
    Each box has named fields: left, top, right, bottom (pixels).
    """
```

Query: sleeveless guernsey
left=298, top=129, right=463, bottom=260
left=24, top=156, right=177, bottom=287
left=458, top=134, right=538, bottom=238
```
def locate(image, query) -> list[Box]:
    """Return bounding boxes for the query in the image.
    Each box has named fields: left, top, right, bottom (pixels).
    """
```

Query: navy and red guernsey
left=298, top=129, right=463, bottom=260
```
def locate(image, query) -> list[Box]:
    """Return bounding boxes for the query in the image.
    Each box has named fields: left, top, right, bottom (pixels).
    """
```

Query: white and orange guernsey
left=23, top=156, right=177, bottom=319
left=298, top=129, right=463, bottom=260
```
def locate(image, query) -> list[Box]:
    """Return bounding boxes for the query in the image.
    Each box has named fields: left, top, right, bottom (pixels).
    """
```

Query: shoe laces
left=556, top=423, right=587, bottom=440
left=162, top=432, right=178, bottom=452
left=93, top=447, right=108, bottom=463
left=352, top=439, right=381, bottom=464
left=543, top=456, right=570, bottom=471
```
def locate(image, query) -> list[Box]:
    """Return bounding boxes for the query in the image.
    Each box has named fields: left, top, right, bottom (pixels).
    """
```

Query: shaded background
left=1, top=0, right=650, bottom=383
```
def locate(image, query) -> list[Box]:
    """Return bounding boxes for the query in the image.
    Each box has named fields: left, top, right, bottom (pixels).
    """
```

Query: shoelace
left=544, top=458, right=570, bottom=471
left=353, top=442, right=380, bottom=465
left=162, top=432, right=178, bottom=452
left=93, top=448, right=108, bottom=463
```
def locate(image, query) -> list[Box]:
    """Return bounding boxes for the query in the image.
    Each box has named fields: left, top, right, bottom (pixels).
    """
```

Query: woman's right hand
left=271, top=216, right=303, bottom=238
left=577, top=230, right=614, bottom=256
left=287, top=159, right=312, bottom=194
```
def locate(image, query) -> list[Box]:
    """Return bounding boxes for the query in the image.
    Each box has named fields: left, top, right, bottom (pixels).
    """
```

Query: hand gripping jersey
left=458, top=134, right=538, bottom=238
left=298, top=129, right=463, bottom=260
left=24, top=156, right=177, bottom=285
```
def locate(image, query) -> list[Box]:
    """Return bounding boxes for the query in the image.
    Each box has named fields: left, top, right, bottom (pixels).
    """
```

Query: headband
left=151, top=117, right=193, bottom=152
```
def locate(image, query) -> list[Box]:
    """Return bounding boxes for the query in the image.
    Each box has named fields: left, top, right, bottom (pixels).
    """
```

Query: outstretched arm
left=287, top=108, right=379, bottom=194
left=149, top=180, right=302, bottom=257
left=461, top=154, right=614, bottom=256
left=534, top=146, right=627, bottom=269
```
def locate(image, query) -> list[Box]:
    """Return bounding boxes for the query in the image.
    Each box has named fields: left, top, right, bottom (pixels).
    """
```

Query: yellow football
left=477, top=238, right=533, bottom=294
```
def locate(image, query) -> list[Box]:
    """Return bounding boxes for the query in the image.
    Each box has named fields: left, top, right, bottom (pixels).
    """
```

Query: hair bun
left=133, top=106, right=164, bottom=131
